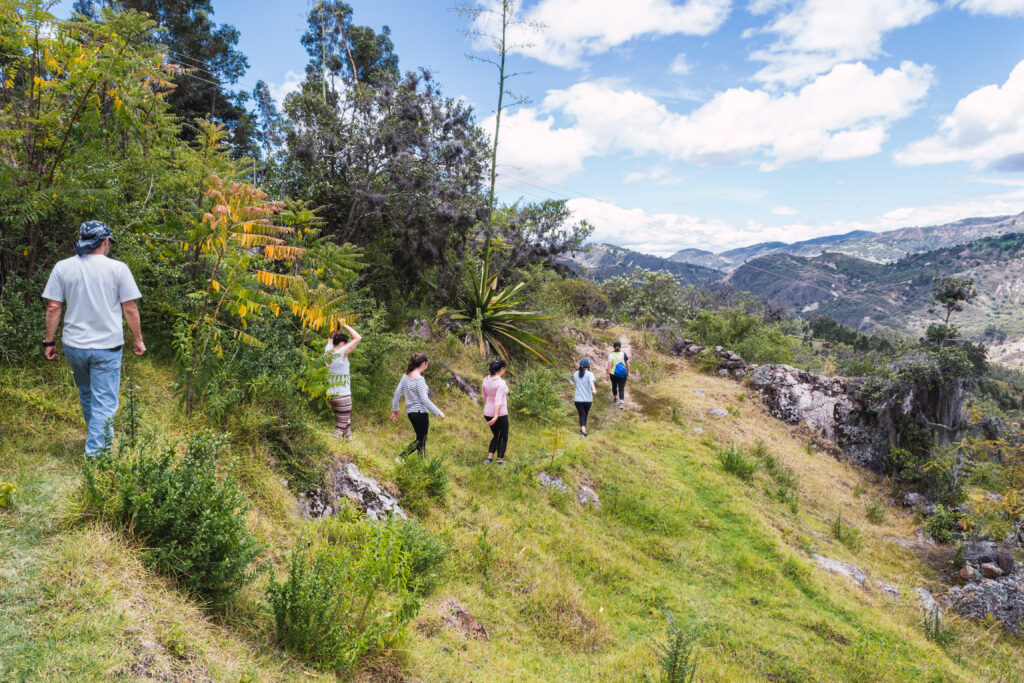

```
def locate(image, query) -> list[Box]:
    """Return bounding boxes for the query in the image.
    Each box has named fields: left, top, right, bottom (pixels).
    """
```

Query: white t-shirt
left=41, top=254, right=141, bottom=349
left=572, top=370, right=596, bottom=402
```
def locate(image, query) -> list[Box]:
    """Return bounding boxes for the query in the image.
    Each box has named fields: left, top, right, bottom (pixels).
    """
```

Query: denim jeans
left=63, top=344, right=122, bottom=457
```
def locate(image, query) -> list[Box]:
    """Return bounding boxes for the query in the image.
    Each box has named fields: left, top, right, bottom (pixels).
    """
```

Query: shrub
left=865, top=503, right=886, bottom=524
left=82, top=433, right=264, bottom=606
left=550, top=277, right=610, bottom=317
left=268, top=506, right=421, bottom=671
left=647, top=614, right=700, bottom=683
left=830, top=515, right=862, bottom=551
left=393, top=454, right=449, bottom=515
left=0, top=481, right=16, bottom=509
left=717, top=446, right=757, bottom=480
left=509, top=365, right=565, bottom=421
left=693, top=349, right=721, bottom=374
left=602, top=267, right=690, bottom=326
left=925, top=505, right=961, bottom=545
left=393, top=519, right=449, bottom=595
left=687, top=309, right=793, bottom=365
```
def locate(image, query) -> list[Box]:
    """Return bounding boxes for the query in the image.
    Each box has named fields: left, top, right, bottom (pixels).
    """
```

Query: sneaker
left=619, top=401, right=625, bottom=409
left=496, top=459, right=505, bottom=466
left=484, top=456, right=494, bottom=465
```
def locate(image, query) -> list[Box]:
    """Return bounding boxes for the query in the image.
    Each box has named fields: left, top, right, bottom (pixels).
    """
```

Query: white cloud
left=569, top=190, right=1024, bottom=255
left=512, top=61, right=932, bottom=172
left=952, top=0, right=1024, bottom=15
left=669, top=53, right=692, bottom=75
left=749, top=0, right=939, bottom=85
left=895, top=59, right=1024, bottom=170
left=483, top=108, right=596, bottom=184
left=471, top=0, right=731, bottom=69
left=269, top=70, right=303, bottom=107
left=623, top=165, right=686, bottom=184
left=772, top=205, right=799, bottom=215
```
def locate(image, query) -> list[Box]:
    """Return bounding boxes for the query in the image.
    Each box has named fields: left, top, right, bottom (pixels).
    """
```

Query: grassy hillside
left=2, top=327, right=1023, bottom=681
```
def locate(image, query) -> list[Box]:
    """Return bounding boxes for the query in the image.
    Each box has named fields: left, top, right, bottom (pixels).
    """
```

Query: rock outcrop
left=947, top=574, right=1024, bottom=635
left=671, top=339, right=750, bottom=377
left=749, top=364, right=889, bottom=471
left=301, top=461, right=407, bottom=521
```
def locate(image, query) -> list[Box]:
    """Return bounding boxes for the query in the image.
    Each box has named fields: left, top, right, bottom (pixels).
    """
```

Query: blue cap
left=580, top=357, right=590, bottom=367
left=75, top=220, right=115, bottom=256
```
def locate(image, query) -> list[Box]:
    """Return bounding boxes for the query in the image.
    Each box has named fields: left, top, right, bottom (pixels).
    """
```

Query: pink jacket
left=481, top=375, right=509, bottom=418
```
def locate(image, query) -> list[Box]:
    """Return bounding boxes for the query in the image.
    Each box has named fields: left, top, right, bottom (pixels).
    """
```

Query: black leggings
left=485, top=415, right=509, bottom=459
left=407, top=412, right=429, bottom=454
left=574, top=401, right=592, bottom=427
left=610, top=375, right=627, bottom=400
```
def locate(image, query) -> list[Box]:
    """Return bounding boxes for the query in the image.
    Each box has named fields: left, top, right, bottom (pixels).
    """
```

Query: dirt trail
left=573, top=333, right=642, bottom=411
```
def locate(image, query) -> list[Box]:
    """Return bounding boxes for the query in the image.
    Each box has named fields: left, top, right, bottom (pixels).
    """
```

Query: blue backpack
left=613, top=356, right=628, bottom=378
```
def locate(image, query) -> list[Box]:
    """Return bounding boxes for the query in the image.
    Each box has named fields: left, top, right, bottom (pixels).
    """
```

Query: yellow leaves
left=263, top=244, right=306, bottom=261
left=211, top=279, right=220, bottom=292
left=255, top=270, right=299, bottom=289
left=232, top=232, right=283, bottom=248
left=238, top=304, right=247, bottom=317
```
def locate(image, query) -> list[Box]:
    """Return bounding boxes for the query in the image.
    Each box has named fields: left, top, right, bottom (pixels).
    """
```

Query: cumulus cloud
left=669, top=53, right=692, bottom=75
left=569, top=190, right=1024, bottom=255
left=269, top=70, right=303, bottom=106
left=471, top=0, right=731, bottom=69
left=482, top=108, right=595, bottom=184
left=895, top=60, right=1024, bottom=169
left=952, top=0, right=1024, bottom=15
left=498, top=61, right=932, bottom=176
left=749, top=0, right=939, bottom=85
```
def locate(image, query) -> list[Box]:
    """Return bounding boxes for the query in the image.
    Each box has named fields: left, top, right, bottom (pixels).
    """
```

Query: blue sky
left=56, top=0, right=1024, bottom=255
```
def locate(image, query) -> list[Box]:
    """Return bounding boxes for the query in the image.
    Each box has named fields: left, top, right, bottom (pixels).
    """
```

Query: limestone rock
left=707, top=408, right=729, bottom=417
left=813, top=554, right=867, bottom=588
left=443, top=599, right=489, bottom=641
left=446, top=370, right=479, bottom=405
left=916, top=588, right=941, bottom=618
left=749, top=364, right=888, bottom=471
left=947, top=572, right=1024, bottom=635
left=878, top=582, right=901, bottom=599
left=960, top=565, right=979, bottom=581
left=302, top=461, right=407, bottom=521
left=537, top=472, right=568, bottom=494
left=963, top=540, right=1016, bottom=576
left=574, top=484, right=601, bottom=508
left=591, top=318, right=615, bottom=329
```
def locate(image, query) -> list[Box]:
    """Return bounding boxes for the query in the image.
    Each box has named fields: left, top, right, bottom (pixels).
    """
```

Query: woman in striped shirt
left=391, top=352, right=445, bottom=455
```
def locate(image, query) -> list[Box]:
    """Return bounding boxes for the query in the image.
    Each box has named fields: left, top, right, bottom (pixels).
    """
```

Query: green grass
left=2, top=338, right=1023, bottom=682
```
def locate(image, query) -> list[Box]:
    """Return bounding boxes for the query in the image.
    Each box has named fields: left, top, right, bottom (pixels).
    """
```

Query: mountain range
left=569, top=210, right=1024, bottom=366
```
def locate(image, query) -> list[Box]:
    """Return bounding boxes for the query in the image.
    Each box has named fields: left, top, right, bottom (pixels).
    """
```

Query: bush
left=393, top=453, right=449, bottom=515
left=865, top=503, right=886, bottom=524
left=82, top=433, right=264, bottom=606
left=0, top=481, right=16, bottom=509
left=393, top=519, right=449, bottom=595
left=717, top=446, right=757, bottom=480
left=830, top=515, right=862, bottom=551
left=549, top=277, right=610, bottom=317
left=509, top=365, right=565, bottom=421
left=602, top=267, right=690, bottom=326
left=647, top=614, right=700, bottom=683
left=268, top=505, right=422, bottom=671
left=687, top=309, right=794, bottom=365
left=925, top=505, right=961, bottom=545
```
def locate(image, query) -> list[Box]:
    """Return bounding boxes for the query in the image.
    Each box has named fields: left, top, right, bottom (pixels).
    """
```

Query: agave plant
left=442, top=257, right=553, bottom=363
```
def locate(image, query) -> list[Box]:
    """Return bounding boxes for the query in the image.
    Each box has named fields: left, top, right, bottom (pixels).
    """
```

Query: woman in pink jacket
left=481, top=359, right=509, bottom=465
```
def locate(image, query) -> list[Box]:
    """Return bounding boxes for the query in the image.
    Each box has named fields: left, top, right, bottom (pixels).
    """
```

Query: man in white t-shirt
left=42, top=221, right=146, bottom=457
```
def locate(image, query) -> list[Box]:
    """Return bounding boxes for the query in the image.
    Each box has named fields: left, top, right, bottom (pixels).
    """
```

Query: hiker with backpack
left=606, top=341, right=630, bottom=409
left=391, top=353, right=445, bottom=455
left=572, top=358, right=597, bottom=436
left=325, top=320, right=361, bottom=440
left=481, top=359, right=510, bottom=465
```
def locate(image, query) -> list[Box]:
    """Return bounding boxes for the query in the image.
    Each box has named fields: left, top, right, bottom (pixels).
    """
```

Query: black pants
left=610, top=375, right=627, bottom=400
left=574, top=401, right=592, bottom=427
left=485, top=415, right=509, bottom=458
left=407, top=412, right=429, bottom=454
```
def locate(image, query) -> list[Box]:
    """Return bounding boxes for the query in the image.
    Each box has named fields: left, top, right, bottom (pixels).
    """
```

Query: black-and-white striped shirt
left=392, top=375, right=441, bottom=415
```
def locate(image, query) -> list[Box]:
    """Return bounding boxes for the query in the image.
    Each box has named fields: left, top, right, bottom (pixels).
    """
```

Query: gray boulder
left=947, top=572, right=1024, bottom=635
left=302, top=461, right=407, bottom=521
left=750, top=364, right=888, bottom=470
left=813, top=554, right=867, bottom=588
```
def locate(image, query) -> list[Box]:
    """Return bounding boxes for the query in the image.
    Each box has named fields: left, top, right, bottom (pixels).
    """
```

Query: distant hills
left=566, top=210, right=1024, bottom=366
left=668, top=212, right=1024, bottom=271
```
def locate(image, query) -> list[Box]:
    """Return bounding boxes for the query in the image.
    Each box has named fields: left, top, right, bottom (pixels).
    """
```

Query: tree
left=489, top=200, right=593, bottom=275
left=300, top=0, right=398, bottom=98
left=454, top=0, right=542, bottom=233
left=251, top=79, right=281, bottom=160
left=275, top=70, right=489, bottom=304
left=73, top=0, right=256, bottom=155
